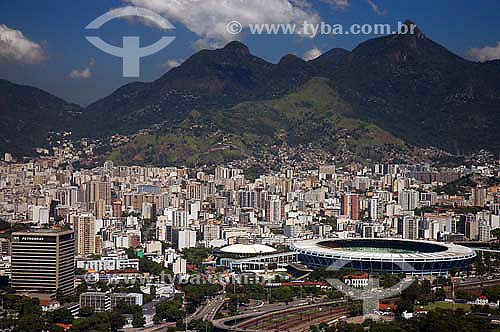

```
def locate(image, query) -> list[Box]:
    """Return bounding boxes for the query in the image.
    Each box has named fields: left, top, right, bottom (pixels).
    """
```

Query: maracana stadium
left=291, top=238, right=476, bottom=275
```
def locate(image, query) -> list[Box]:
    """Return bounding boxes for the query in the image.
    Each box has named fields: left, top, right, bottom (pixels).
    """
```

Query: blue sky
left=1, top=0, right=499, bottom=106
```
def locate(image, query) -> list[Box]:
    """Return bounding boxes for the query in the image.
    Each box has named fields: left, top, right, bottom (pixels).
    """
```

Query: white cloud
left=468, top=42, right=500, bottom=62
left=303, top=47, right=322, bottom=61
left=0, top=24, right=46, bottom=64
left=121, top=0, right=322, bottom=49
left=320, top=0, right=350, bottom=9
left=69, top=57, right=96, bottom=79
left=162, top=59, right=183, bottom=70
left=367, top=0, right=387, bottom=16
left=69, top=68, right=92, bottom=79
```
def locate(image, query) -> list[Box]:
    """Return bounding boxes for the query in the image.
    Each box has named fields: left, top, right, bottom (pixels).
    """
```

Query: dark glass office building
left=11, top=229, right=75, bottom=296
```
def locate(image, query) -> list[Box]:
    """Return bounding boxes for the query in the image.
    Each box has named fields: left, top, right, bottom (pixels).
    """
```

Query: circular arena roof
left=291, top=238, right=475, bottom=262
left=221, top=244, right=277, bottom=255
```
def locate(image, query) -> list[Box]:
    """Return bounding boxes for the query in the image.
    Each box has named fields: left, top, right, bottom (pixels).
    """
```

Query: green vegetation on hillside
left=109, top=78, right=405, bottom=166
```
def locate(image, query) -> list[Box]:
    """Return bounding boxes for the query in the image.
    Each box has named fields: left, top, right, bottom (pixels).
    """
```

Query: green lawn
left=420, top=302, right=472, bottom=311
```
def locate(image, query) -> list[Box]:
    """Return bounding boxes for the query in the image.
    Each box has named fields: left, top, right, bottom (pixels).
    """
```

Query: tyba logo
left=86, top=6, right=175, bottom=77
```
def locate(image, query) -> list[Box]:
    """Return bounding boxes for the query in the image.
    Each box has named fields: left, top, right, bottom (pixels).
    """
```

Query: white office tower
left=430, top=220, right=446, bottom=240
left=142, top=203, right=154, bottom=219
left=369, top=198, right=378, bottom=220
left=402, top=216, right=419, bottom=240
left=173, top=210, right=187, bottom=228
left=72, top=214, right=97, bottom=255
left=173, top=257, right=187, bottom=275
left=32, top=205, right=49, bottom=224
left=265, top=196, right=282, bottom=224
left=398, top=190, right=420, bottom=211
left=174, top=229, right=196, bottom=251
left=187, top=200, right=201, bottom=221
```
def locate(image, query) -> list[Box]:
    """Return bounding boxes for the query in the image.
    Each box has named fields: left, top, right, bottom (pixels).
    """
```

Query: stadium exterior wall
left=291, top=239, right=476, bottom=276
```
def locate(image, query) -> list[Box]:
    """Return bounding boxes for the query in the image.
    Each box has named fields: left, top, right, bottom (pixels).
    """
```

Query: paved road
left=193, top=294, right=226, bottom=321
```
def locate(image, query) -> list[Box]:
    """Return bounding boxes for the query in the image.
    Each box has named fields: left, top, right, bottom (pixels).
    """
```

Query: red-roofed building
left=55, top=323, right=72, bottom=331
left=379, top=303, right=396, bottom=311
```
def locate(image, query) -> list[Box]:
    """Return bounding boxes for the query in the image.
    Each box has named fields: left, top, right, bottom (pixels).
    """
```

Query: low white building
left=76, top=256, right=140, bottom=272
left=343, top=274, right=369, bottom=288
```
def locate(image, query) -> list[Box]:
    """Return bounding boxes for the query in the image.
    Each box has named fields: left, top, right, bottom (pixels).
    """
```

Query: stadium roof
left=292, top=238, right=475, bottom=261
left=220, top=244, right=277, bottom=254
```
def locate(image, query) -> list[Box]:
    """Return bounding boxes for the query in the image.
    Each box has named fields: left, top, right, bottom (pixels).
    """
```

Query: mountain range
left=1, top=21, right=499, bottom=163
left=0, top=79, right=80, bottom=155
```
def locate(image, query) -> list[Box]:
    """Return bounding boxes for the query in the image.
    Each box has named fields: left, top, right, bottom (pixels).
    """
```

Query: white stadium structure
left=291, top=238, right=476, bottom=275
left=220, top=243, right=277, bottom=255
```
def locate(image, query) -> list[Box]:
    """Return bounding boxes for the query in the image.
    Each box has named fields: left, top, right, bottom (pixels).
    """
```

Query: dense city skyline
left=2, top=1, right=500, bottom=331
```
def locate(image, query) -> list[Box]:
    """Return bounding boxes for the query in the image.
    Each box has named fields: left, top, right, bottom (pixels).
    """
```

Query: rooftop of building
left=220, top=243, right=277, bottom=254
left=12, top=228, right=74, bottom=236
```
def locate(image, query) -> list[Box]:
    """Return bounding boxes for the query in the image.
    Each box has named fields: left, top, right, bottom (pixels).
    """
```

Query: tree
left=78, top=306, right=94, bottom=317
left=132, top=310, right=146, bottom=328
left=188, top=319, right=213, bottom=332
left=71, top=311, right=124, bottom=332
left=492, top=228, right=500, bottom=241
left=318, top=322, right=329, bottom=331
left=47, top=308, right=74, bottom=324
left=434, top=287, right=446, bottom=301
left=395, top=298, right=414, bottom=318
left=108, top=311, right=126, bottom=332
left=55, top=288, right=66, bottom=304
left=13, top=315, right=44, bottom=332
left=155, top=297, right=185, bottom=322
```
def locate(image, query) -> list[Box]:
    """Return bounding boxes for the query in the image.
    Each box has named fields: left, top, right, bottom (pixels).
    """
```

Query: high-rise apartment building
left=265, top=196, right=282, bottom=224
left=173, top=229, right=197, bottom=251
left=479, top=221, right=491, bottom=242
left=72, top=214, right=96, bottom=256
left=11, top=229, right=75, bottom=296
left=402, top=217, right=419, bottom=240
left=342, top=193, right=360, bottom=220
left=472, top=188, right=487, bottom=207
left=398, top=190, right=420, bottom=211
